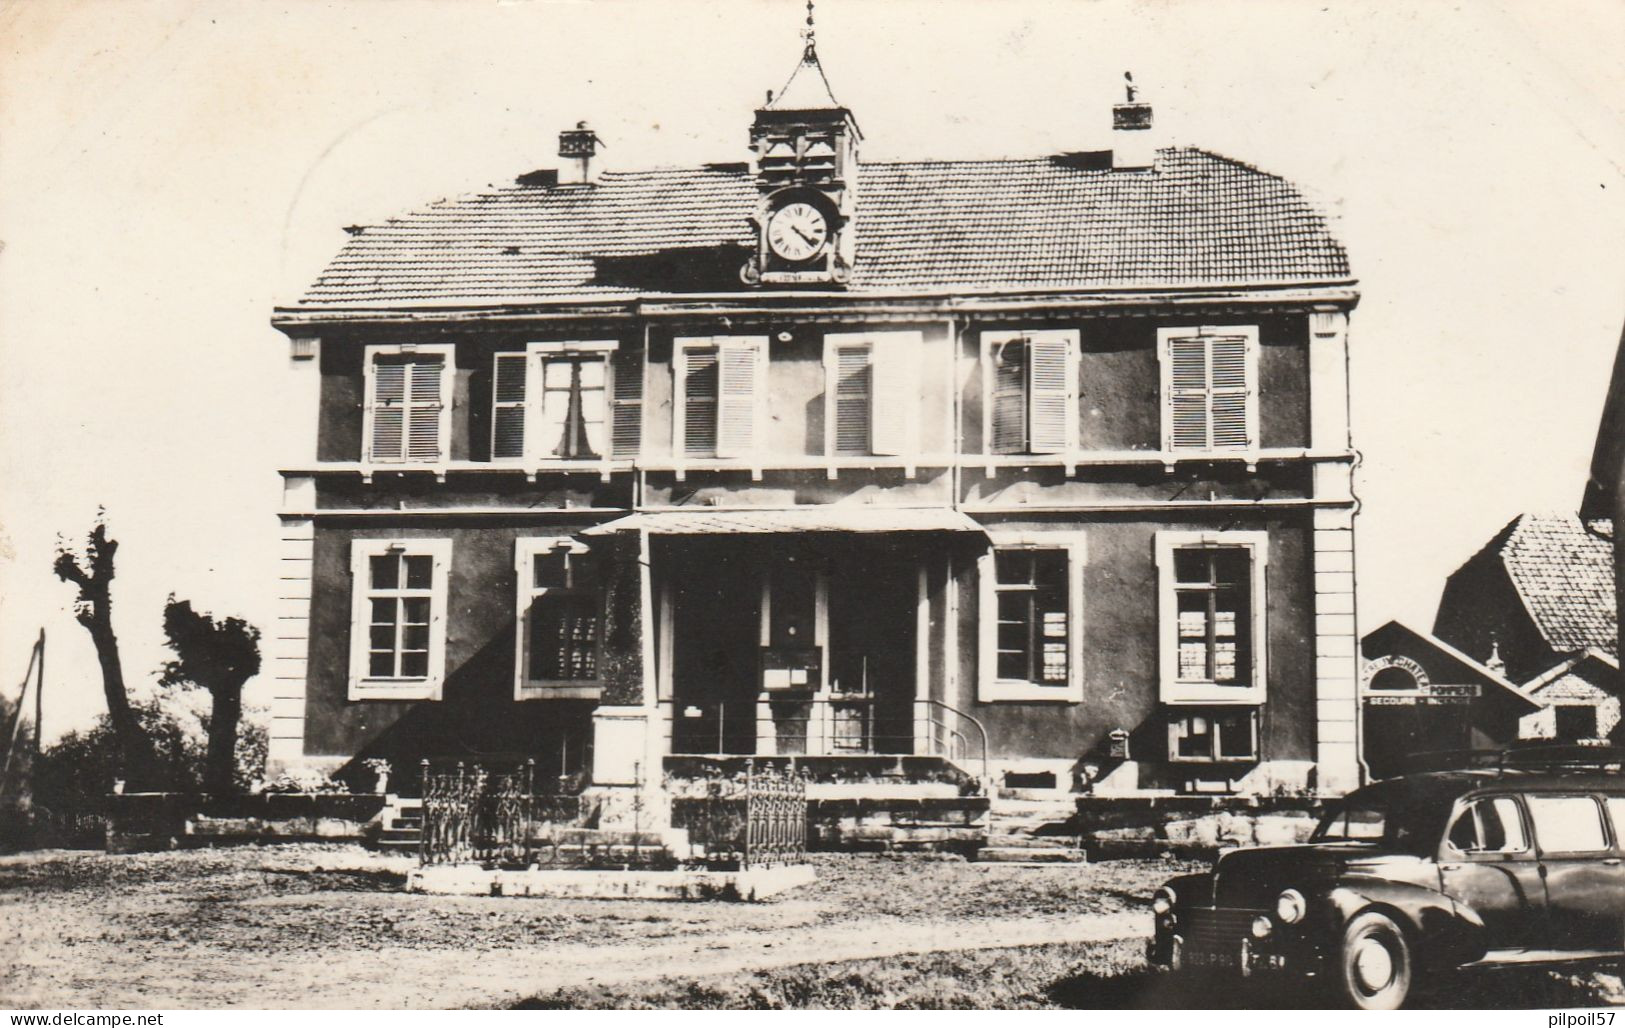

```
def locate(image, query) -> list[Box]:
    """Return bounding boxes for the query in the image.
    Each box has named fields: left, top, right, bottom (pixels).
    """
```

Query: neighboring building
left=1518, top=649, right=1621, bottom=742
left=1424, top=513, right=1619, bottom=751
left=1358, top=620, right=1537, bottom=779
left=1434, top=512, right=1616, bottom=685
left=268, top=32, right=1362, bottom=811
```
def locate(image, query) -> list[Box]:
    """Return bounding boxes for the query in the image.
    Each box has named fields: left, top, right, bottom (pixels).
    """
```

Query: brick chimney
left=1111, top=72, right=1156, bottom=171
left=558, top=121, right=604, bottom=185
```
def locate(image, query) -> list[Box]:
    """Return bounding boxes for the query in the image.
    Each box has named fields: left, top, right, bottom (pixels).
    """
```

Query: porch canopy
left=580, top=507, right=987, bottom=537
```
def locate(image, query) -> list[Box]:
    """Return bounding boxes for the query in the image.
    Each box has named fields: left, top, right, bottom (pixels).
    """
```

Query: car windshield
left=1312, top=787, right=1443, bottom=855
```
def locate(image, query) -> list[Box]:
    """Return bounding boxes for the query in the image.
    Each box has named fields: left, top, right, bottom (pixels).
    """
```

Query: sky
left=1, top=0, right=1623, bottom=741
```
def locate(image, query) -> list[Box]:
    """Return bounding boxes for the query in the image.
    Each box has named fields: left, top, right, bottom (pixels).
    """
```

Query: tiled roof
left=1496, top=514, right=1618, bottom=656
left=294, top=147, right=1351, bottom=309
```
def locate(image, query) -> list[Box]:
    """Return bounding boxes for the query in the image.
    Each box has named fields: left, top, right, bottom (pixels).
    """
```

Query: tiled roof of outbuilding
left=292, top=147, right=1351, bottom=309
left=1493, top=514, right=1617, bottom=657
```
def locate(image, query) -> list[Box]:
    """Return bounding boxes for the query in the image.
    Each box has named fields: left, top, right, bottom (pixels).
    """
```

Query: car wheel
left=1335, top=911, right=1413, bottom=1010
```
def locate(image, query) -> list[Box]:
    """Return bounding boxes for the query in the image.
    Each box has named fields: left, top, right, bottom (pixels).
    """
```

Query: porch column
left=588, top=528, right=666, bottom=827
left=914, top=561, right=932, bottom=756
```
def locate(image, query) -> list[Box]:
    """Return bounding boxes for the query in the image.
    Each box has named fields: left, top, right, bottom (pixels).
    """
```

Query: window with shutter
left=984, top=330, right=1078, bottom=455
left=676, top=338, right=766, bottom=460
left=716, top=344, right=760, bottom=458
left=609, top=346, right=643, bottom=457
left=491, top=353, right=528, bottom=460
left=990, top=339, right=1027, bottom=454
left=366, top=346, right=452, bottom=464
left=1159, top=327, right=1258, bottom=452
left=825, top=331, right=923, bottom=459
left=1027, top=334, right=1073, bottom=454
left=682, top=346, right=719, bottom=457
left=833, top=345, right=871, bottom=455
left=867, top=331, right=921, bottom=457
left=348, top=538, right=452, bottom=700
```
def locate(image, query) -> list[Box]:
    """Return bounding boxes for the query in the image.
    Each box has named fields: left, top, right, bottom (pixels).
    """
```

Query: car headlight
left=1251, top=915, right=1274, bottom=939
left=1151, top=886, right=1176, bottom=916
left=1275, top=888, right=1306, bottom=925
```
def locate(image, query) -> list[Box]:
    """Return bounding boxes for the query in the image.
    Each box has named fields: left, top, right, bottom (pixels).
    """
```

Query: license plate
left=1173, top=939, right=1243, bottom=971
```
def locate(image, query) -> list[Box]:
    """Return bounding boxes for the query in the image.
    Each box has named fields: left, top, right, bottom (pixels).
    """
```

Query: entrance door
left=670, top=544, right=760, bottom=754
left=828, top=551, right=916, bottom=755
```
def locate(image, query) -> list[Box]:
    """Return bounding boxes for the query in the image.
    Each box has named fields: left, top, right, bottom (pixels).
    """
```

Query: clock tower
left=743, top=4, right=861, bottom=286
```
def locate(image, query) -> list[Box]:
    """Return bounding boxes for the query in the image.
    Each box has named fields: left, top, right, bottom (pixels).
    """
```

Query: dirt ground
left=0, top=845, right=1192, bottom=1009
left=4, top=845, right=1618, bottom=1010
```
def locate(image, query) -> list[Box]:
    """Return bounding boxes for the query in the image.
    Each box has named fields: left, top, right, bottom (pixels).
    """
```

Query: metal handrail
left=920, top=698, right=990, bottom=788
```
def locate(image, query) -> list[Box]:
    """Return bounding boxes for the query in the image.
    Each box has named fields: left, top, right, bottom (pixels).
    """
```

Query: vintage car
left=1148, top=760, right=1625, bottom=1008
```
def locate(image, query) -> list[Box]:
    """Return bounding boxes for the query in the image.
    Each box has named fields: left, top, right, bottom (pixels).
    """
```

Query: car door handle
left=1604, top=858, right=1621, bottom=866
left=1441, top=863, right=1462, bottom=871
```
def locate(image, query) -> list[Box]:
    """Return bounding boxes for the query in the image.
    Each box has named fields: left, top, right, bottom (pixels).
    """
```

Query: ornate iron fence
left=691, top=759, right=807, bottom=869
left=420, top=760, right=535, bottom=866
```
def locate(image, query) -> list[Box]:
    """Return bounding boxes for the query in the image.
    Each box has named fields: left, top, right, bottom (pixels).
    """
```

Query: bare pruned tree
left=159, top=597, right=262, bottom=797
left=53, top=513, right=157, bottom=790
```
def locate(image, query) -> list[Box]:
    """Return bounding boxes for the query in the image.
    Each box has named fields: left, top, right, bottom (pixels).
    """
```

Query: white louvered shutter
left=682, top=347, right=719, bottom=457
left=990, top=337, right=1027, bottom=454
left=1208, top=335, right=1251, bottom=449
left=1166, top=335, right=1209, bottom=451
left=405, top=356, right=446, bottom=461
left=370, top=360, right=406, bottom=461
left=1026, top=333, right=1073, bottom=454
left=491, top=353, right=528, bottom=460
left=715, top=342, right=761, bottom=459
left=833, top=345, right=871, bottom=455
left=609, top=346, right=643, bottom=458
left=869, top=332, right=921, bottom=456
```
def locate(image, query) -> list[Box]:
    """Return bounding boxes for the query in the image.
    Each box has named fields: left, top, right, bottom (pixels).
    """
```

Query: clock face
left=767, top=202, right=829, bottom=262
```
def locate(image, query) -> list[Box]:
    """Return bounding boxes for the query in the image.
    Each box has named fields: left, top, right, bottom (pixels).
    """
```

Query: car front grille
left=1184, top=907, right=1259, bottom=953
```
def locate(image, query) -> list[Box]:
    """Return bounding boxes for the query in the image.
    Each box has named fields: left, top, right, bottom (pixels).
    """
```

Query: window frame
left=363, top=343, right=455, bottom=466
left=673, top=336, right=768, bottom=463
left=347, top=537, right=452, bottom=701
left=1442, top=795, right=1531, bottom=859
left=1167, top=708, right=1260, bottom=764
left=979, top=329, right=1080, bottom=457
left=1156, top=325, right=1261, bottom=454
left=513, top=536, right=604, bottom=701
left=977, top=530, right=1086, bottom=702
left=1155, top=530, right=1269, bottom=705
left=488, top=340, right=620, bottom=464
left=1526, top=793, right=1611, bottom=857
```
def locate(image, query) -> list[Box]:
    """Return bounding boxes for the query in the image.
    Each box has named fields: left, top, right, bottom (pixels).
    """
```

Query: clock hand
left=792, top=225, right=819, bottom=246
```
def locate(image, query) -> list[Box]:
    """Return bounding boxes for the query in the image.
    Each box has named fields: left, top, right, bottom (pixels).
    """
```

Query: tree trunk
left=86, top=594, right=158, bottom=790
left=205, top=686, right=243, bottom=798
